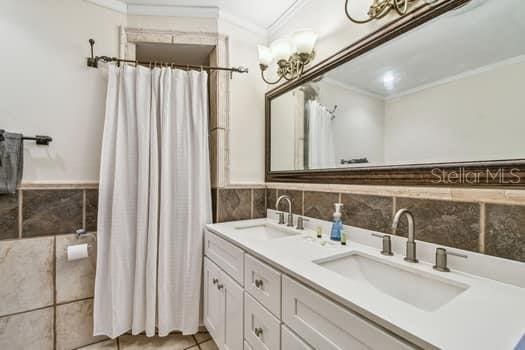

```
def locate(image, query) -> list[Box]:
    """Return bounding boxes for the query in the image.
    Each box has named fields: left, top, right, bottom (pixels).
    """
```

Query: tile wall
left=0, top=187, right=216, bottom=350
left=214, top=184, right=525, bottom=263
left=2, top=182, right=523, bottom=349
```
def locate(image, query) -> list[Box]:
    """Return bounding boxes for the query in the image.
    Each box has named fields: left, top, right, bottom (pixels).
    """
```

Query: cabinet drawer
left=282, top=276, right=415, bottom=350
left=244, top=254, right=282, bottom=318
left=282, top=325, right=313, bottom=350
left=244, top=341, right=253, bottom=350
left=244, top=292, right=281, bottom=350
left=205, top=230, right=244, bottom=285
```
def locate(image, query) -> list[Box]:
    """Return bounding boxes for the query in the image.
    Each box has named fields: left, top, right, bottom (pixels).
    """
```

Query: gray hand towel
left=0, top=132, right=24, bottom=193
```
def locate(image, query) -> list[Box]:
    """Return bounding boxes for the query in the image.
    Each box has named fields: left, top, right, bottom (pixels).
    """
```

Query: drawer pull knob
left=255, top=279, right=264, bottom=288
left=217, top=284, right=224, bottom=290
left=254, top=327, right=263, bottom=337
left=212, top=278, right=218, bottom=285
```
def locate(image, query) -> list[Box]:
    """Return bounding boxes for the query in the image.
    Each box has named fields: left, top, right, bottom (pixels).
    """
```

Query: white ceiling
left=119, top=0, right=299, bottom=29
left=326, top=0, right=525, bottom=98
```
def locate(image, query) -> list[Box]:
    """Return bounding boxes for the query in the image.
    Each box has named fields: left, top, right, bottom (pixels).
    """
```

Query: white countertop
left=206, top=215, right=525, bottom=350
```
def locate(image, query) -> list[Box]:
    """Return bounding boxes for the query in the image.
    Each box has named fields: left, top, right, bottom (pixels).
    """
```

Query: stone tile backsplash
left=209, top=184, right=524, bottom=263
left=304, top=191, right=339, bottom=221
left=486, top=204, right=525, bottom=262
left=217, top=188, right=252, bottom=222
left=395, top=198, right=480, bottom=252
left=253, top=189, right=267, bottom=219
left=341, top=194, right=393, bottom=233
left=265, top=184, right=525, bottom=263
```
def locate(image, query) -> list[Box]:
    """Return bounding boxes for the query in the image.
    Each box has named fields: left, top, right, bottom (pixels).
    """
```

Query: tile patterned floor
left=77, top=331, right=216, bottom=350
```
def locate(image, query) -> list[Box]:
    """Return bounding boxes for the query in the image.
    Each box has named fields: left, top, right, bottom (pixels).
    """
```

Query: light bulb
left=257, top=45, right=273, bottom=67
left=292, top=29, right=317, bottom=54
left=382, top=71, right=396, bottom=90
left=270, top=38, right=293, bottom=62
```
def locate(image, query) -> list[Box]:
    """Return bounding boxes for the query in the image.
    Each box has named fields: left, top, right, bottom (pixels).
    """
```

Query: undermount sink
left=234, top=223, right=299, bottom=241
left=315, top=252, right=469, bottom=311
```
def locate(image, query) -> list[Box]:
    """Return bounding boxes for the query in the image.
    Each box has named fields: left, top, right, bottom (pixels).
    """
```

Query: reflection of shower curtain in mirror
left=307, top=100, right=336, bottom=169
left=293, top=90, right=305, bottom=170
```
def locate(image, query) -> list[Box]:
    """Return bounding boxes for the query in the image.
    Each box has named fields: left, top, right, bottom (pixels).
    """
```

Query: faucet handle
left=276, top=212, right=285, bottom=225
left=296, top=217, right=309, bottom=230
left=371, top=233, right=394, bottom=256
left=433, top=247, right=468, bottom=272
left=287, top=213, right=294, bottom=227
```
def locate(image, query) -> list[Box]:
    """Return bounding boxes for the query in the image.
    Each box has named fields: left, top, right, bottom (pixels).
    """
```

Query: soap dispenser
left=330, top=203, right=344, bottom=241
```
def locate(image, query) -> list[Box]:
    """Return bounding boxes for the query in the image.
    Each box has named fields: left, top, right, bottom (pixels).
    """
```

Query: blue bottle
left=330, top=203, right=344, bottom=241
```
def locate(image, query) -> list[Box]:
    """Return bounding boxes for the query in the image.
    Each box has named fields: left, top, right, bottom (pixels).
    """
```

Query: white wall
left=0, top=0, right=126, bottom=182
left=384, top=60, right=525, bottom=164
left=0, top=1, right=266, bottom=184
left=270, top=90, right=297, bottom=171
left=218, top=19, right=267, bottom=184
left=319, top=80, right=385, bottom=165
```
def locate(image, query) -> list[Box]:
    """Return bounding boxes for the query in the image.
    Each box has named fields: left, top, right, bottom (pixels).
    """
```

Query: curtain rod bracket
left=87, top=38, right=98, bottom=68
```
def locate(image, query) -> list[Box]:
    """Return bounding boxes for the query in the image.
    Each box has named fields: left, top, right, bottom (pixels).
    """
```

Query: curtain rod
left=86, top=39, right=248, bottom=74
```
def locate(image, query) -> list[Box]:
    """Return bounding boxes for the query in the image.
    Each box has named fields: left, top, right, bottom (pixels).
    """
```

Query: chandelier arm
left=260, top=69, right=285, bottom=85
left=375, top=6, right=393, bottom=19
left=393, top=0, right=409, bottom=15
left=344, top=0, right=376, bottom=24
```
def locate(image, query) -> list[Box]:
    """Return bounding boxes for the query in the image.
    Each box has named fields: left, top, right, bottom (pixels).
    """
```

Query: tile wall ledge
left=215, top=183, right=266, bottom=189
left=19, top=181, right=99, bottom=190
left=266, top=182, right=525, bottom=205
left=14, top=181, right=525, bottom=205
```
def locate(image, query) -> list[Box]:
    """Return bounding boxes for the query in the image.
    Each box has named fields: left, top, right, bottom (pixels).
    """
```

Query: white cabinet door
left=222, top=269, right=244, bottom=350
left=244, top=254, right=282, bottom=318
left=282, top=276, right=415, bottom=350
left=205, top=230, right=244, bottom=285
left=204, top=257, right=225, bottom=346
left=244, top=292, right=281, bottom=350
left=282, top=325, right=313, bottom=350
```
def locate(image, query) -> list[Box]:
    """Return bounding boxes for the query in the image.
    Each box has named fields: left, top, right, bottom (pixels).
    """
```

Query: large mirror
left=268, top=0, right=525, bottom=184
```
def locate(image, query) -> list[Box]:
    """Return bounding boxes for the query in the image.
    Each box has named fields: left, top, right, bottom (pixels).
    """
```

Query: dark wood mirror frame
left=265, top=0, right=525, bottom=188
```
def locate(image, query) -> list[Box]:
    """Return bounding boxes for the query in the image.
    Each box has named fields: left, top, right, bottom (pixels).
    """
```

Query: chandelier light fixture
left=344, top=0, right=419, bottom=24
left=258, top=29, right=318, bottom=85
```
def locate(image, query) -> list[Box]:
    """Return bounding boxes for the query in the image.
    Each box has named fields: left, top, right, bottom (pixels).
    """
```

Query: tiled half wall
left=216, top=184, right=525, bottom=263
left=0, top=186, right=215, bottom=350
left=1, top=182, right=523, bottom=349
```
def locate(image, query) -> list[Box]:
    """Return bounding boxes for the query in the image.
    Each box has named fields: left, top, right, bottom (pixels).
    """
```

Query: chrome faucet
left=275, top=195, right=294, bottom=227
left=392, top=208, right=418, bottom=263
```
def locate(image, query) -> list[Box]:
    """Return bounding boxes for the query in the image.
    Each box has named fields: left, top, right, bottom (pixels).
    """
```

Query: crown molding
left=85, top=0, right=309, bottom=40
left=386, top=54, right=525, bottom=102
left=85, top=0, right=128, bottom=13
left=323, top=77, right=385, bottom=100
left=218, top=10, right=267, bottom=37
left=267, top=0, right=312, bottom=39
left=127, top=4, right=219, bottom=18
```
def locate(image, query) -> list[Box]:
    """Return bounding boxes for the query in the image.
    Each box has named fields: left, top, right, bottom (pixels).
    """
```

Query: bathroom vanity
left=203, top=213, right=525, bottom=350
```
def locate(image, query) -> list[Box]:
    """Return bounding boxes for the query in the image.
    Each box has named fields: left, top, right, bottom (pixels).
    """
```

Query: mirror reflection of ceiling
left=326, top=0, right=525, bottom=98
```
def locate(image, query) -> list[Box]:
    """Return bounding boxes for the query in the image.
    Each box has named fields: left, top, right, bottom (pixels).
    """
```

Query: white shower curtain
left=307, top=100, right=336, bottom=169
left=94, top=65, right=212, bottom=338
